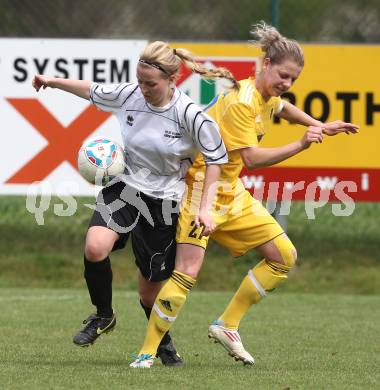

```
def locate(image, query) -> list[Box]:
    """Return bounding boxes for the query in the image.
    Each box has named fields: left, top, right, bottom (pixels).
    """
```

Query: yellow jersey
left=187, top=77, right=283, bottom=196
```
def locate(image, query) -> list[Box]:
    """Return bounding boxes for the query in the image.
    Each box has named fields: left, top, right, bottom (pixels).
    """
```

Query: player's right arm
left=279, top=101, right=359, bottom=136
left=222, top=101, right=323, bottom=170
left=32, top=75, right=91, bottom=100
left=240, top=127, right=323, bottom=169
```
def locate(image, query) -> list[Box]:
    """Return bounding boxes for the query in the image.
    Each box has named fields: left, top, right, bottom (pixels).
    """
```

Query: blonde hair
left=250, top=22, right=304, bottom=67
left=139, top=41, right=240, bottom=90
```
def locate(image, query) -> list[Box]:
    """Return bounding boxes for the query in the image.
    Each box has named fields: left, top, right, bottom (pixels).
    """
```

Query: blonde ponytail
left=139, top=41, right=240, bottom=90
left=250, top=21, right=304, bottom=67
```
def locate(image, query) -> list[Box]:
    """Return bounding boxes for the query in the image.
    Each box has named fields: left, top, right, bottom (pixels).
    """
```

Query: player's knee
left=85, top=227, right=117, bottom=262
left=175, top=263, right=200, bottom=279
left=273, top=235, right=297, bottom=268
left=85, top=239, right=110, bottom=261
left=175, top=251, right=204, bottom=279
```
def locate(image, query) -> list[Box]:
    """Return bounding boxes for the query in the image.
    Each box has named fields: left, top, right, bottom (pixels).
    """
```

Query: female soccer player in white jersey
left=131, top=24, right=359, bottom=368
left=32, top=41, right=236, bottom=366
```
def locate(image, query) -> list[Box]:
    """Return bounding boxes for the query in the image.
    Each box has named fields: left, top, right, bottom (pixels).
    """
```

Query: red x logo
left=6, top=99, right=111, bottom=184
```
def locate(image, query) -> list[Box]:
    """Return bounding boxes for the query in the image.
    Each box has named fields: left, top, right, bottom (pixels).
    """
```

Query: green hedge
left=1, top=196, right=379, bottom=293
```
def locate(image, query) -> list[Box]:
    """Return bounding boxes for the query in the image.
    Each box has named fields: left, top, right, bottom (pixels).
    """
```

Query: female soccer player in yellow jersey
left=130, top=23, right=359, bottom=368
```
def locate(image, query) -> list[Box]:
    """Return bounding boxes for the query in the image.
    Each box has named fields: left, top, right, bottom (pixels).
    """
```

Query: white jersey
left=90, top=82, right=227, bottom=201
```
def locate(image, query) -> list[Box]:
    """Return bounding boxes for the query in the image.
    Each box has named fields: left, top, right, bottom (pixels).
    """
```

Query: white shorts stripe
left=153, top=303, right=176, bottom=322
left=248, top=270, right=266, bottom=298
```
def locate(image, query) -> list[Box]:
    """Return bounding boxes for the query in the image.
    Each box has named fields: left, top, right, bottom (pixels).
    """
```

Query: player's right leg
left=72, top=226, right=118, bottom=347
left=73, top=181, right=133, bottom=347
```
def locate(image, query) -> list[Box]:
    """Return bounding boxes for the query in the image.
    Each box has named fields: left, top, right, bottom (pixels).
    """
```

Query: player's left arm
left=278, top=100, right=359, bottom=136
left=196, top=164, right=221, bottom=237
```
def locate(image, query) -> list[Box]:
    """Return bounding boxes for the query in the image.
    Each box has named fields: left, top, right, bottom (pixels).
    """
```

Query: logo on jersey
left=127, top=115, right=134, bottom=126
left=164, top=130, right=182, bottom=139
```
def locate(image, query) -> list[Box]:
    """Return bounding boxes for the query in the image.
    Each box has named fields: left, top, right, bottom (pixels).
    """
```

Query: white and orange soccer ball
left=77, top=137, right=125, bottom=185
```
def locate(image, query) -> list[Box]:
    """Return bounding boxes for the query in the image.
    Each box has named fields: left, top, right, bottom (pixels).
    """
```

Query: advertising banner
left=0, top=38, right=146, bottom=195
left=1, top=39, right=379, bottom=201
left=172, top=42, right=380, bottom=202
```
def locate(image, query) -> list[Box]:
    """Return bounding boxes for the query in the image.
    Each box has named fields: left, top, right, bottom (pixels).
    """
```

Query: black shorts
left=89, top=181, right=179, bottom=282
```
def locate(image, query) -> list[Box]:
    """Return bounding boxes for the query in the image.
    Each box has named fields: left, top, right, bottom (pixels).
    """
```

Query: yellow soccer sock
left=219, top=259, right=291, bottom=329
left=138, top=270, right=195, bottom=356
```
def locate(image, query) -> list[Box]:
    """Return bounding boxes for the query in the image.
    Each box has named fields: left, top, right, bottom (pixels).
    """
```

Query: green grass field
left=1, top=197, right=379, bottom=389
left=1, top=289, right=379, bottom=390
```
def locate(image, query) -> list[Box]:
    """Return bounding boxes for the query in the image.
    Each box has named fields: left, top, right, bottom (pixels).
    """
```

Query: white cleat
left=208, top=320, right=255, bottom=366
left=129, top=354, right=155, bottom=368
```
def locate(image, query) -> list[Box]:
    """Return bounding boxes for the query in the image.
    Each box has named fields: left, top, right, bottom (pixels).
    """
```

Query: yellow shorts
left=176, top=186, right=284, bottom=257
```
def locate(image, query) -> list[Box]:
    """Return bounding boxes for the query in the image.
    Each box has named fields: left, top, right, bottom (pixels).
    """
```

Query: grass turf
left=0, top=288, right=379, bottom=390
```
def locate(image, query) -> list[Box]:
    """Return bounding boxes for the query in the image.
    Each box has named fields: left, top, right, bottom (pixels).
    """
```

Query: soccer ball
left=77, top=137, right=125, bottom=185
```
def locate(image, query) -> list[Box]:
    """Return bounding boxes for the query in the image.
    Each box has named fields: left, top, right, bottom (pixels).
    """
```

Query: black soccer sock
left=139, top=300, right=171, bottom=346
left=84, top=256, right=113, bottom=318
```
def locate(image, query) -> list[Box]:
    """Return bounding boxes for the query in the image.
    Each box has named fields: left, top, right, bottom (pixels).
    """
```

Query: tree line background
left=1, top=0, right=380, bottom=42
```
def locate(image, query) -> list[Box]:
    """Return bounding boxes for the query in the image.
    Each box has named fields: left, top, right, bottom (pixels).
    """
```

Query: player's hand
left=322, top=120, right=359, bottom=136
left=301, top=126, right=324, bottom=148
left=32, top=74, right=54, bottom=92
left=195, top=209, right=215, bottom=237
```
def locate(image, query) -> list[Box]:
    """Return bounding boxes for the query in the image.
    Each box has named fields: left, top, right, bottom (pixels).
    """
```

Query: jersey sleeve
left=273, top=96, right=284, bottom=114
left=221, top=102, right=258, bottom=150
left=183, top=103, right=228, bottom=165
left=90, top=82, right=138, bottom=113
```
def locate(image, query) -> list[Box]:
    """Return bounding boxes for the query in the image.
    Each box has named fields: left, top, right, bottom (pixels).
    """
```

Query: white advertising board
left=0, top=38, right=147, bottom=195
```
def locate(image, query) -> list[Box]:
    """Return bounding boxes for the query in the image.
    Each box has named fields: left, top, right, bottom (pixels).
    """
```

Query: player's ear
left=168, top=74, right=177, bottom=87
left=262, top=57, right=271, bottom=70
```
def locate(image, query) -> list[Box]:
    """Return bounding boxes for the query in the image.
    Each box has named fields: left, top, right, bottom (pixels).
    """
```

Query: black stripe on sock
left=267, top=261, right=289, bottom=274
left=171, top=271, right=194, bottom=291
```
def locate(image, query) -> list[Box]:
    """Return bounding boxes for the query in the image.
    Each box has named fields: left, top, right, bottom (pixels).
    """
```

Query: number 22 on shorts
left=188, top=220, right=205, bottom=239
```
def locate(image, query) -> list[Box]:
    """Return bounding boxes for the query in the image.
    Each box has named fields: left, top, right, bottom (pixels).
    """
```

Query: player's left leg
left=137, top=271, right=183, bottom=366
left=130, top=193, right=189, bottom=367
left=130, top=243, right=204, bottom=368
left=219, top=233, right=297, bottom=329
left=130, top=183, right=213, bottom=368
left=209, top=233, right=297, bottom=365
left=208, top=192, right=295, bottom=364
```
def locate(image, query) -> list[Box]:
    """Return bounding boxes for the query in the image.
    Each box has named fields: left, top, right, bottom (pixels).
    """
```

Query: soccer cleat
left=208, top=320, right=255, bottom=366
left=129, top=354, right=155, bottom=368
left=157, top=339, right=183, bottom=366
left=73, top=313, right=116, bottom=347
